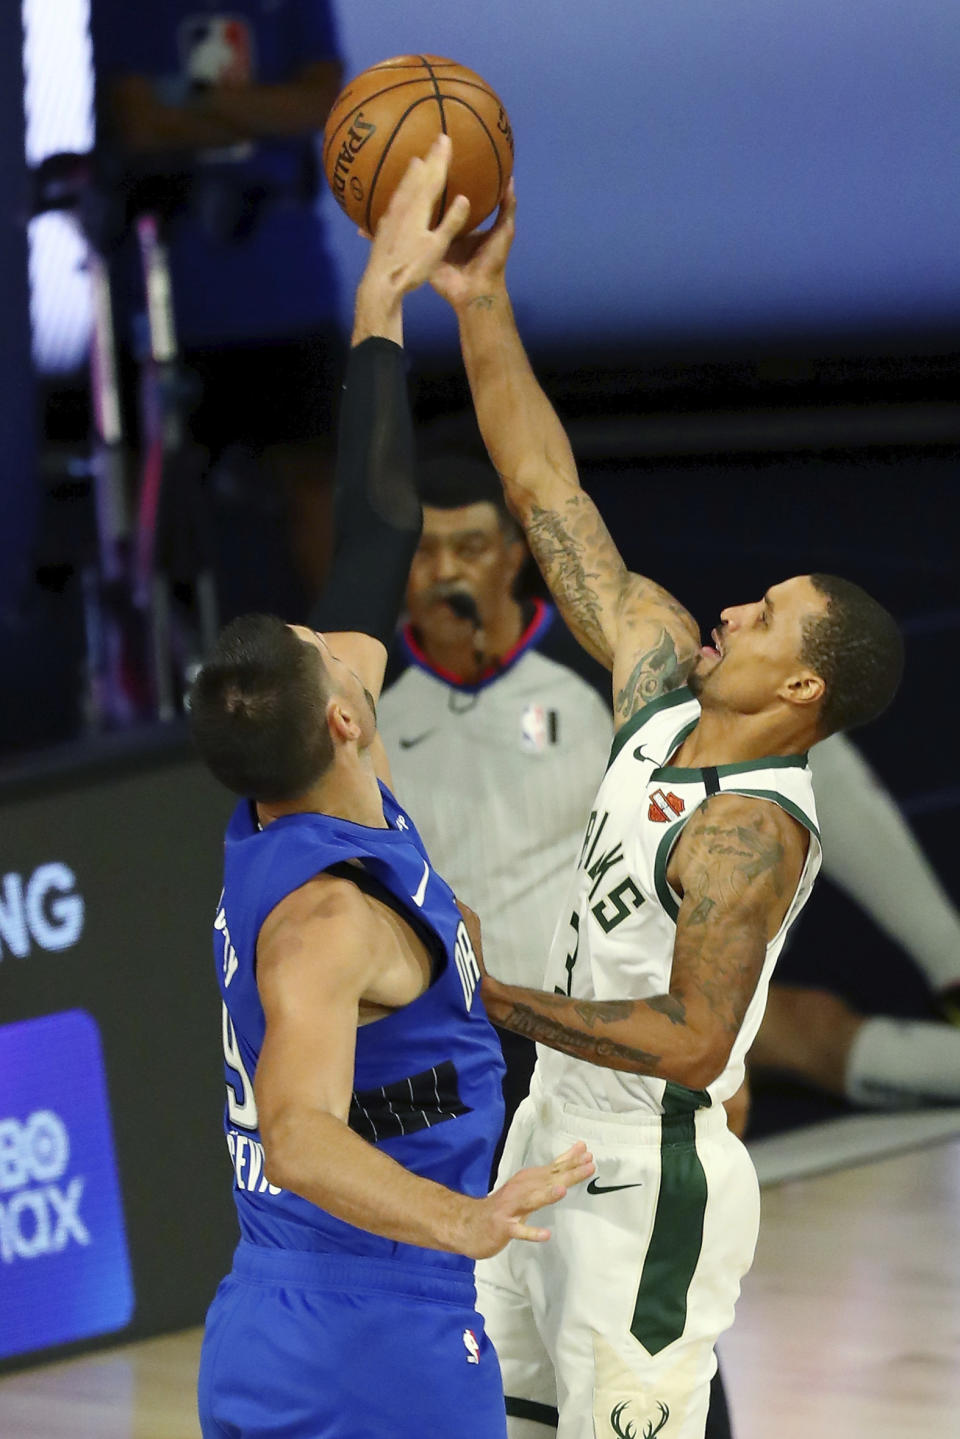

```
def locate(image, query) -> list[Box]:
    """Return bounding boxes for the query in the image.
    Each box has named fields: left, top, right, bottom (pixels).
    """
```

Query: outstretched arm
left=431, top=188, right=701, bottom=723
left=480, top=795, right=808, bottom=1090
left=309, top=137, right=472, bottom=725
left=254, top=877, right=593, bottom=1258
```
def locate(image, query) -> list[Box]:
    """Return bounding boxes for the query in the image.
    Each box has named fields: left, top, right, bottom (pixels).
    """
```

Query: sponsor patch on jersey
left=648, top=788, right=685, bottom=823
left=0, top=1011, right=134, bottom=1359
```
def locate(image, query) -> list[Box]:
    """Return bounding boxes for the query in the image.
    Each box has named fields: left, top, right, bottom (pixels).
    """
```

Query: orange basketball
left=322, top=54, right=514, bottom=234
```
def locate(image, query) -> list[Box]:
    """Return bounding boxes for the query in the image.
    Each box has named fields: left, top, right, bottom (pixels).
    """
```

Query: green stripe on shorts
left=629, top=1091, right=708, bottom=1355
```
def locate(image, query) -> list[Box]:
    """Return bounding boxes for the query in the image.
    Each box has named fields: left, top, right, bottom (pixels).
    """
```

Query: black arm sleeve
left=307, top=336, right=421, bottom=646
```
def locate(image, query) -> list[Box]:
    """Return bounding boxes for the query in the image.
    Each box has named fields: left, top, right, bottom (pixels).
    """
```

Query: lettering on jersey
left=214, top=899, right=239, bottom=987
left=576, top=811, right=646, bottom=936
left=648, top=789, right=685, bottom=824
left=453, top=920, right=482, bottom=1010
left=226, top=1130, right=282, bottom=1196
left=578, top=809, right=609, bottom=870
left=587, top=838, right=625, bottom=901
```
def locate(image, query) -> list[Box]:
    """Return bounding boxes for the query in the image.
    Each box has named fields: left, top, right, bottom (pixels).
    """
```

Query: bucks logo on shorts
left=610, top=1398, right=669, bottom=1438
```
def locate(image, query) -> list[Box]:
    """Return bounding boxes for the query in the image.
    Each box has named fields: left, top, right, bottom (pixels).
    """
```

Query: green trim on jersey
left=606, top=687, right=695, bottom=771
left=629, top=1108, right=707, bottom=1354
left=653, top=820, right=688, bottom=923
left=727, top=788, right=821, bottom=842
left=651, top=752, right=809, bottom=782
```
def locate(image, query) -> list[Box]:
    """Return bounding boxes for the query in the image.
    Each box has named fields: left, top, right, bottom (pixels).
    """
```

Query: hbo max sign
left=0, top=1011, right=134, bottom=1359
left=0, top=1110, right=89, bottom=1262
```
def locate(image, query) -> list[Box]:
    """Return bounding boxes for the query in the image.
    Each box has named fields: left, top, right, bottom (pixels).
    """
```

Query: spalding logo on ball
left=323, top=54, right=514, bottom=233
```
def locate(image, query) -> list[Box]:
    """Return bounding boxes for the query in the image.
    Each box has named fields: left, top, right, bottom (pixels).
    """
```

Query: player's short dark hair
left=188, top=614, right=334, bottom=801
left=802, top=575, right=904, bottom=737
left=417, top=452, right=520, bottom=538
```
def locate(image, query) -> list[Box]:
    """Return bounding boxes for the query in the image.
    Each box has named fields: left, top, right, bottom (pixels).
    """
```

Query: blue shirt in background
left=91, top=0, right=342, bottom=346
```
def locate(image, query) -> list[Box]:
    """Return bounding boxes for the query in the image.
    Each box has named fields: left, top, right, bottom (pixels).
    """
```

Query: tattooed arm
left=482, top=795, right=808, bottom=1089
left=430, top=189, right=701, bottom=721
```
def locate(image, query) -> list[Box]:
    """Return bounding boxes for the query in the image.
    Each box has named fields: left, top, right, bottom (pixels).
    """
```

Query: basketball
left=322, top=55, right=514, bottom=234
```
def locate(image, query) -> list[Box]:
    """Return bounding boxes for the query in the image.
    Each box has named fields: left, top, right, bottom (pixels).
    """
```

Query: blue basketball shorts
left=198, top=1242, right=508, bottom=1438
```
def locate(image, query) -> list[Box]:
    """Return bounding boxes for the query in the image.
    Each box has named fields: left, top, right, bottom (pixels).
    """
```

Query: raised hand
left=430, top=179, right=517, bottom=312
left=361, top=133, right=472, bottom=300
left=462, top=1140, right=594, bottom=1259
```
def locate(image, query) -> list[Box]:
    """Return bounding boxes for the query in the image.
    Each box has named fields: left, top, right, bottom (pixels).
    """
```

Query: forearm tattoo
left=500, top=1001, right=664, bottom=1074
left=525, top=498, right=626, bottom=661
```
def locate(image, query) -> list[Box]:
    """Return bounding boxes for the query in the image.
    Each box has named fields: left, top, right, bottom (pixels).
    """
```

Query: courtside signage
left=0, top=1010, right=134, bottom=1358
left=0, top=863, right=84, bottom=958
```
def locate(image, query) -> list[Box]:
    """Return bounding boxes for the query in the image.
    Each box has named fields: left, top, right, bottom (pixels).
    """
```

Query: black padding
left=309, top=337, right=421, bottom=647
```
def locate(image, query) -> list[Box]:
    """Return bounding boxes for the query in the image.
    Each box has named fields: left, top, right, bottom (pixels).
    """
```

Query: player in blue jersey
left=187, top=139, right=594, bottom=1439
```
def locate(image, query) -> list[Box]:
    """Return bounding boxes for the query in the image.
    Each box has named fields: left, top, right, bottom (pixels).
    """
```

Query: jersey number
left=592, top=877, right=645, bottom=933
left=555, top=911, right=580, bottom=996
left=222, top=1002, right=258, bottom=1130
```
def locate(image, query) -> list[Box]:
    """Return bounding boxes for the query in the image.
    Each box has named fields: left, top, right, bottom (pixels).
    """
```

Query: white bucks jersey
left=532, top=687, right=822, bottom=1116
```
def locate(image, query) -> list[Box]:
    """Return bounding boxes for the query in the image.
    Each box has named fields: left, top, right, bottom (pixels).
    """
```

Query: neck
left=672, top=704, right=815, bottom=769
left=416, top=597, right=526, bottom=683
left=257, top=750, right=388, bottom=830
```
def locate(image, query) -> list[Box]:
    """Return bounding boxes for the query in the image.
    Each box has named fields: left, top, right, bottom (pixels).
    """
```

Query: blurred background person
left=755, top=734, right=960, bottom=1108
left=90, top=0, right=344, bottom=614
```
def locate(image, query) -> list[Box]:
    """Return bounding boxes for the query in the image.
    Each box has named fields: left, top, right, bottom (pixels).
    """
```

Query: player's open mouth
left=700, top=629, right=724, bottom=661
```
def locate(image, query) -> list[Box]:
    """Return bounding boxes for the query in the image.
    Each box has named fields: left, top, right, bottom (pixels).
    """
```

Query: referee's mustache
left=427, top=587, right=483, bottom=628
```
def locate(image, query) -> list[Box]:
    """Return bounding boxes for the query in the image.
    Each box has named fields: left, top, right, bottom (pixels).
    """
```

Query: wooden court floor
left=2, top=1137, right=958, bottom=1438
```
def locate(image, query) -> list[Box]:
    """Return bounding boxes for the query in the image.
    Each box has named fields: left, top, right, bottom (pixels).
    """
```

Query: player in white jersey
left=424, top=187, right=905, bottom=1439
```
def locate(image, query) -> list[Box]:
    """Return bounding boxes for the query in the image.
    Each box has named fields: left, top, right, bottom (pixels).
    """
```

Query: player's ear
left=326, top=695, right=362, bottom=744
left=778, top=670, right=825, bottom=710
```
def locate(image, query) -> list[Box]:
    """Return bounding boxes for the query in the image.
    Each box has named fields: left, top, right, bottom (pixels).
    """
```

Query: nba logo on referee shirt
left=181, top=17, right=254, bottom=87
left=0, top=1011, right=134, bottom=1360
left=520, top=705, right=556, bottom=753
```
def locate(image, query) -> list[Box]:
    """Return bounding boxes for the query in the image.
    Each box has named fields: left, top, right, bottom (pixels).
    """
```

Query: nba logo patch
left=180, top=17, right=256, bottom=86
left=0, top=1011, right=134, bottom=1360
left=520, top=705, right=557, bottom=753
left=463, top=1328, right=481, bottom=1363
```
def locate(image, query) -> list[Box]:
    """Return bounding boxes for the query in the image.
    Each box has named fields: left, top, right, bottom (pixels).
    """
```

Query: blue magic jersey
left=212, top=783, right=505, bottom=1273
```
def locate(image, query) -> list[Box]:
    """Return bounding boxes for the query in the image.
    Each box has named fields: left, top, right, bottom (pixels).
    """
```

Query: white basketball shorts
left=476, top=1090, right=760, bottom=1439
